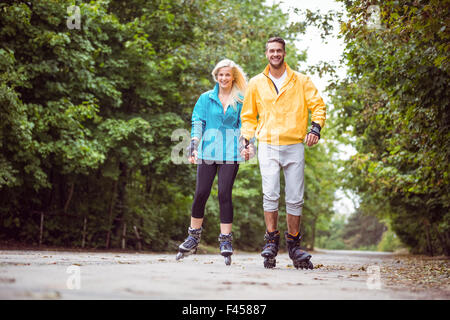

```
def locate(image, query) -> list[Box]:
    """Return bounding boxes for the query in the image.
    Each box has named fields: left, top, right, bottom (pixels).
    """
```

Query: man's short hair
left=266, top=37, right=286, bottom=51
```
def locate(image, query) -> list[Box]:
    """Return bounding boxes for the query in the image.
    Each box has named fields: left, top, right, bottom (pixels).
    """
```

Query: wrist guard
left=187, top=139, right=199, bottom=157
left=308, top=122, right=321, bottom=139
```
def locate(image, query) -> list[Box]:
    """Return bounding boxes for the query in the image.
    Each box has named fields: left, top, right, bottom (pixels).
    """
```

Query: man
left=240, top=37, right=326, bottom=269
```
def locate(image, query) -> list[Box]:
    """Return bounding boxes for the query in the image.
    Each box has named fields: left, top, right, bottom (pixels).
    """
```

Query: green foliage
left=341, top=210, right=386, bottom=249
left=315, top=213, right=348, bottom=250
left=1, top=0, right=336, bottom=251
left=302, top=139, right=338, bottom=250
left=377, top=223, right=405, bottom=253
left=316, top=211, right=390, bottom=252
left=329, top=0, right=450, bottom=255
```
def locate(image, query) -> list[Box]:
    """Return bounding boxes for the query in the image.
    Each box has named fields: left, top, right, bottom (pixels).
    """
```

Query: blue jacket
left=191, top=83, right=243, bottom=162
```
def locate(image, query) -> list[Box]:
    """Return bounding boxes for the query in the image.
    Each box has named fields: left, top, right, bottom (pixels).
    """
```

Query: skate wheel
left=224, top=256, right=231, bottom=266
left=176, top=252, right=184, bottom=261
left=294, top=259, right=313, bottom=270
left=264, top=258, right=276, bottom=269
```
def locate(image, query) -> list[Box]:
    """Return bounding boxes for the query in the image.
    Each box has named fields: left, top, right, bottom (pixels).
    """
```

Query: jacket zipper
left=264, top=73, right=279, bottom=95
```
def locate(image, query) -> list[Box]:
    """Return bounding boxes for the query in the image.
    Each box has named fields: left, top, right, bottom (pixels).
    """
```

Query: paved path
left=0, top=249, right=448, bottom=299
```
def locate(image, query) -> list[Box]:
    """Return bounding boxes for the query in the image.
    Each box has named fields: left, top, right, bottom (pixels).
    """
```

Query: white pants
left=258, top=142, right=305, bottom=216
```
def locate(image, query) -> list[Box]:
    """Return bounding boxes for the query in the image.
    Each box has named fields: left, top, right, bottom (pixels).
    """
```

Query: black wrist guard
left=187, top=139, right=199, bottom=157
left=308, top=122, right=321, bottom=139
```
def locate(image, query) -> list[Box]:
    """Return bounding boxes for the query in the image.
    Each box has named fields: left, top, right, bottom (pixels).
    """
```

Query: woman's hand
left=189, top=150, right=198, bottom=164
left=187, top=138, right=199, bottom=164
left=240, top=142, right=255, bottom=161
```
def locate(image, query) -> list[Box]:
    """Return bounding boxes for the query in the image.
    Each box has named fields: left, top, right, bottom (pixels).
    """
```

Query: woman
left=176, top=59, right=247, bottom=265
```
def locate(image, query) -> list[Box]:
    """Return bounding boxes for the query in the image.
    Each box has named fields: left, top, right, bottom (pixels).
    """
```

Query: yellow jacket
left=241, top=63, right=326, bottom=145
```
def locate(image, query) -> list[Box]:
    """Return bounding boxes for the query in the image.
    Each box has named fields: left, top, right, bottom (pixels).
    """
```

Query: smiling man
left=240, top=37, right=326, bottom=270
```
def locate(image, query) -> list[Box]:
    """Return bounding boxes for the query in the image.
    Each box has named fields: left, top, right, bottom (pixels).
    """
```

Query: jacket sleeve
left=304, top=76, right=326, bottom=129
left=240, top=80, right=258, bottom=140
left=191, top=94, right=206, bottom=139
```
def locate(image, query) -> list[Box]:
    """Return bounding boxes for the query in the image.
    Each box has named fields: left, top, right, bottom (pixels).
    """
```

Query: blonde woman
left=176, top=59, right=247, bottom=265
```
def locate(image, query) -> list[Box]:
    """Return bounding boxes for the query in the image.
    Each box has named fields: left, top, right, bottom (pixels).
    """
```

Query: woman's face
left=217, top=67, right=234, bottom=91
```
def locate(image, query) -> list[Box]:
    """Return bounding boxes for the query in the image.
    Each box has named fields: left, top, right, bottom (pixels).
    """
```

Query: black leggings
left=191, top=162, right=239, bottom=224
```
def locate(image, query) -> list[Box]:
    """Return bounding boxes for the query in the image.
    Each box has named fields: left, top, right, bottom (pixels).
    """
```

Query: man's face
left=265, top=42, right=286, bottom=69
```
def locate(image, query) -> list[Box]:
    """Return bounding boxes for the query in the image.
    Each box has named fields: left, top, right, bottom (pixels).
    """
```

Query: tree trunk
left=433, top=224, right=450, bottom=256
left=64, top=183, right=75, bottom=213
left=105, top=180, right=118, bottom=249
left=424, top=221, right=434, bottom=256
left=310, top=217, right=317, bottom=251
left=133, top=225, right=142, bottom=251
left=81, top=216, right=87, bottom=248
left=113, top=162, right=128, bottom=248
left=39, top=212, right=44, bottom=247
left=121, top=223, right=127, bottom=249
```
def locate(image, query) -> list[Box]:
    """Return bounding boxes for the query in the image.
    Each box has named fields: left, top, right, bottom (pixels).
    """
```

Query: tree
left=330, top=0, right=450, bottom=255
left=1, top=0, right=336, bottom=251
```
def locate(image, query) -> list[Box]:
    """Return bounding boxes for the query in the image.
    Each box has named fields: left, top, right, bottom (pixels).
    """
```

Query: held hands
left=239, top=136, right=255, bottom=161
left=241, top=144, right=255, bottom=161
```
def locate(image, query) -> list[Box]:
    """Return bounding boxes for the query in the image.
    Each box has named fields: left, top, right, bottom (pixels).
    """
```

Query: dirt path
left=0, top=249, right=448, bottom=300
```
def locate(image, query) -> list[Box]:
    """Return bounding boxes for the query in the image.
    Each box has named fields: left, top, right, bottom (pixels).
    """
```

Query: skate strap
left=264, top=230, right=280, bottom=243
left=286, top=232, right=303, bottom=242
left=218, top=233, right=233, bottom=242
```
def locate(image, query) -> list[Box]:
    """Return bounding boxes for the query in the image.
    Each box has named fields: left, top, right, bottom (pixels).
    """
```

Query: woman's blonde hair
left=211, top=59, right=247, bottom=110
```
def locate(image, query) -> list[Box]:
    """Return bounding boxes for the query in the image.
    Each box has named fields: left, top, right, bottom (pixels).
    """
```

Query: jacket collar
left=263, top=62, right=294, bottom=83
left=209, top=83, right=240, bottom=112
left=208, top=83, right=221, bottom=105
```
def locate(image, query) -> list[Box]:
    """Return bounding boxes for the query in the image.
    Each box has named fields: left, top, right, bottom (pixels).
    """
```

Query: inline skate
left=176, top=227, right=202, bottom=260
left=285, top=232, right=313, bottom=269
left=261, top=230, right=280, bottom=268
left=218, top=233, right=233, bottom=266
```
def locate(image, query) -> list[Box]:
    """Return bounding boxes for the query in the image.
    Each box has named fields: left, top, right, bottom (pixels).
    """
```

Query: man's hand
left=305, top=132, right=319, bottom=147
left=239, top=136, right=255, bottom=161
left=240, top=144, right=255, bottom=160
left=305, top=122, right=321, bottom=147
